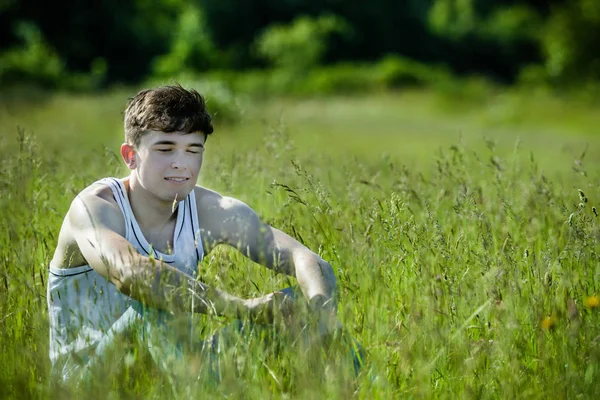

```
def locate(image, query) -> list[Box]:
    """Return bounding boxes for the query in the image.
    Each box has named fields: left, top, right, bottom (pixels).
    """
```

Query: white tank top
left=47, top=177, right=204, bottom=366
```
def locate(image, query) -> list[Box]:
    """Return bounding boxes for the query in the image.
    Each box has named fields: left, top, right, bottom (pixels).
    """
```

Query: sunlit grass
left=1, top=88, right=600, bottom=398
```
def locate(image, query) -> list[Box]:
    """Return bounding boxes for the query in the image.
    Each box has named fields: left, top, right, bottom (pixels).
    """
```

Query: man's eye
left=157, top=148, right=171, bottom=152
left=187, top=150, right=200, bottom=154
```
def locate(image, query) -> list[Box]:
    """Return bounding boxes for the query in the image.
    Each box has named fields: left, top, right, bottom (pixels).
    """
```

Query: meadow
left=1, top=86, right=600, bottom=399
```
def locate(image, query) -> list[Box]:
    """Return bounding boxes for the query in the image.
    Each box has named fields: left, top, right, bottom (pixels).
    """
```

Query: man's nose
left=171, top=159, right=185, bottom=169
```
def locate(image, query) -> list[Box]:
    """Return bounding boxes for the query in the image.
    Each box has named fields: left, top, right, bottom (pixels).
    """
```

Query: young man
left=47, top=85, right=346, bottom=382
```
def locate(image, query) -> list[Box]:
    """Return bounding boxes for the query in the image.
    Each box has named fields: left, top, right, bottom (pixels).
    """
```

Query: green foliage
left=0, top=22, right=106, bottom=90
left=297, top=55, right=455, bottom=95
left=151, top=5, right=218, bottom=78
left=201, top=55, right=458, bottom=98
left=540, top=0, right=600, bottom=83
left=0, top=0, right=187, bottom=85
left=2, top=1, right=600, bottom=90
left=428, top=0, right=541, bottom=42
left=0, top=22, right=65, bottom=87
left=428, top=0, right=478, bottom=39
left=426, top=0, right=600, bottom=86
left=479, top=5, right=541, bottom=43
left=254, top=14, right=349, bottom=71
left=374, top=54, right=455, bottom=89
left=302, top=63, right=378, bottom=95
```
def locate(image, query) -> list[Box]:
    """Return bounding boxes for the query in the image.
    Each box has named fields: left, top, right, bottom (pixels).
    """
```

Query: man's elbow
left=317, top=257, right=336, bottom=288
left=303, top=252, right=337, bottom=294
left=307, top=256, right=338, bottom=312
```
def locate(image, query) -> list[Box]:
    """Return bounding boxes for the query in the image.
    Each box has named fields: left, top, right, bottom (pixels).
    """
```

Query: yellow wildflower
left=540, top=316, right=556, bottom=330
left=584, top=295, right=600, bottom=309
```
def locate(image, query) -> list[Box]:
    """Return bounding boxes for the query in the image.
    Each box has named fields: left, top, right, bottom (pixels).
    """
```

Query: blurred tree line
left=1, top=0, right=599, bottom=90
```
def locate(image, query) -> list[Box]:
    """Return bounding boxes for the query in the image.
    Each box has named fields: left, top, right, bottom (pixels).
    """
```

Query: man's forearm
left=117, top=256, right=247, bottom=318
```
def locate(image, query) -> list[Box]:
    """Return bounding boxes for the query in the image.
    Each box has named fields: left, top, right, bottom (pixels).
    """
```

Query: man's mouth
left=165, top=177, right=189, bottom=182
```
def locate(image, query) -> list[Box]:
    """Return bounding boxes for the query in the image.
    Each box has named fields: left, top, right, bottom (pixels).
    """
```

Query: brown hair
left=124, top=84, right=214, bottom=147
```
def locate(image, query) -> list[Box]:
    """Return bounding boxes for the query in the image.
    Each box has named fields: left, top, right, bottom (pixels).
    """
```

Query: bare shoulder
left=193, top=185, right=223, bottom=210
left=51, top=181, right=125, bottom=269
left=193, top=185, right=258, bottom=249
left=193, top=185, right=250, bottom=215
left=69, top=181, right=125, bottom=234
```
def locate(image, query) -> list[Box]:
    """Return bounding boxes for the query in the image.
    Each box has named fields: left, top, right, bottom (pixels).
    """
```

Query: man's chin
left=163, top=187, right=193, bottom=203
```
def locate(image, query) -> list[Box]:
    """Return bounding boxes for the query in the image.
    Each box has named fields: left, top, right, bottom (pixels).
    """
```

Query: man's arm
left=69, top=192, right=250, bottom=318
left=203, top=194, right=338, bottom=324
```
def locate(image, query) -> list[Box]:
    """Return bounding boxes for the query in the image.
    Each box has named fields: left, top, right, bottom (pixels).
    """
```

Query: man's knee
left=278, top=286, right=302, bottom=301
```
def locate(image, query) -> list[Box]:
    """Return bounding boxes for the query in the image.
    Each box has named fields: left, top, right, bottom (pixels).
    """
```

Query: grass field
left=1, top=87, right=600, bottom=398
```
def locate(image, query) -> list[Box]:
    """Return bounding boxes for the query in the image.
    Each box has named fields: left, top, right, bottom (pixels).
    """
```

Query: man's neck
left=126, top=176, right=177, bottom=230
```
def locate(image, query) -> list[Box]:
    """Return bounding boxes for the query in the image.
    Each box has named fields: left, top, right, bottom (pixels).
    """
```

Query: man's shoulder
left=193, top=185, right=248, bottom=214
left=194, top=186, right=256, bottom=230
left=67, top=179, right=124, bottom=232
left=78, top=178, right=118, bottom=202
left=192, top=186, right=260, bottom=248
left=52, top=179, right=125, bottom=269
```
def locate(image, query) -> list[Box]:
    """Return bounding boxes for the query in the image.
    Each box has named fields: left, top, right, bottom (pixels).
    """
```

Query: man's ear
left=120, top=143, right=137, bottom=170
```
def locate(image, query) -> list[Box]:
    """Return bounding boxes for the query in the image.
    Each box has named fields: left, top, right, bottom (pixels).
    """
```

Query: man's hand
left=244, top=291, right=296, bottom=324
left=243, top=290, right=341, bottom=339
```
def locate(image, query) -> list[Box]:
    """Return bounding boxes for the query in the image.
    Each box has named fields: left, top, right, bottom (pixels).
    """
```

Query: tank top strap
left=97, top=177, right=134, bottom=242
left=187, top=188, right=204, bottom=262
left=109, top=178, right=165, bottom=259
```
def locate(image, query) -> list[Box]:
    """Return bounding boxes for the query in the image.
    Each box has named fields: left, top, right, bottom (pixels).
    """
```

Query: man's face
left=130, top=130, right=206, bottom=202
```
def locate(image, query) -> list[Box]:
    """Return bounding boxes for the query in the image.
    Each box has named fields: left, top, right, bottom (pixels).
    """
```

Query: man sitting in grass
left=47, top=84, right=360, bottom=383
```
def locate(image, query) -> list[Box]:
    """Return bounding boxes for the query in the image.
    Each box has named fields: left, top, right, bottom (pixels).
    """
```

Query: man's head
left=121, top=85, right=214, bottom=203
left=124, top=84, right=213, bottom=147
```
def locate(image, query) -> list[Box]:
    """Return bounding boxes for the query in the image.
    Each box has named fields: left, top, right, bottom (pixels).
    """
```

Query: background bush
left=1, top=0, right=599, bottom=92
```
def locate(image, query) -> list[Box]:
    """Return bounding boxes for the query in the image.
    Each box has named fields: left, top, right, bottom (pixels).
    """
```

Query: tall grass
left=1, top=90, right=599, bottom=398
